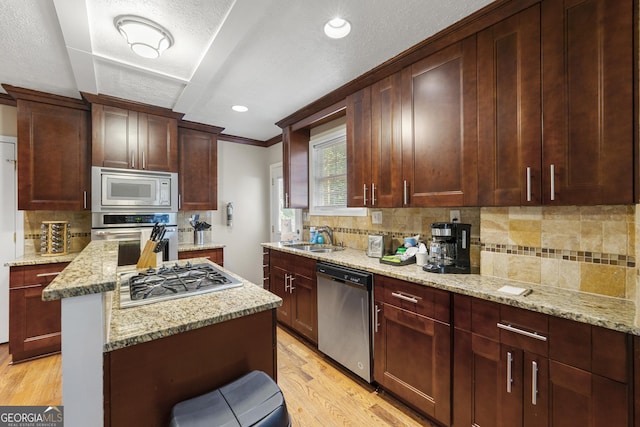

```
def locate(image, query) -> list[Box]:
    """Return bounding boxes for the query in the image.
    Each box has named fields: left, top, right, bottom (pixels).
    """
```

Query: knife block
left=137, top=240, right=160, bottom=269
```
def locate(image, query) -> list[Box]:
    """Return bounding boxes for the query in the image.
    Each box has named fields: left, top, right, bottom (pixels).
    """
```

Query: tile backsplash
left=23, top=211, right=91, bottom=255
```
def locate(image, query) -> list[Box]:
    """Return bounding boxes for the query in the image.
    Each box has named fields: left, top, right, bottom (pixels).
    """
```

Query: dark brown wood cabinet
left=282, top=126, right=310, bottom=209
left=262, top=249, right=270, bottom=290
left=346, top=87, right=371, bottom=208
left=91, top=103, right=178, bottom=172
left=478, top=5, right=542, bottom=206
left=15, top=98, right=90, bottom=211
left=541, top=0, right=633, bottom=205
left=177, top=247, right=223, bottom=266
left=373, top=275, right=451, bottom=425
left=9, top=262, right=69, bottom=363
left=178, top=125, right=219, bottom=210
left=269, top=250, right=317, bottom=344
left=401, top=37, right=478, bottom=207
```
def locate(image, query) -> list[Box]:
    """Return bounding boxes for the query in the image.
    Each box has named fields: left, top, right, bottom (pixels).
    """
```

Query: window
left=309, top=121, right=366, bottom=216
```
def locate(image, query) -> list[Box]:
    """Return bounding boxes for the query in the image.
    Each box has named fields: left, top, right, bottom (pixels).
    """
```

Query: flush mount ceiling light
left=114, top=15, right=174, bottom=59
left=232, top=105, right=248, bottom=112
left=324, top=17, right=351, bottom=39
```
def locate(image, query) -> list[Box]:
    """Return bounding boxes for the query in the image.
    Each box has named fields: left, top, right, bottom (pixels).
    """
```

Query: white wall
left=212, top=140, right=281, bottom=285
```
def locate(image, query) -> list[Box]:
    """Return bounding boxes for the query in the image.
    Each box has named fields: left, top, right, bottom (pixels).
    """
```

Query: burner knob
left=186, top=261, right=192, bottom=268
left=146, top=266, right=156, bottom=274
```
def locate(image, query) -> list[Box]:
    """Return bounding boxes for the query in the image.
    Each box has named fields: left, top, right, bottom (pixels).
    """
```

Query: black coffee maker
left=422, top=222, right=471, bottom=274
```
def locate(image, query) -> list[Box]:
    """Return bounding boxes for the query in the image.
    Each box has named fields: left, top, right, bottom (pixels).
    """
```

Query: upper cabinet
left=4, top=85, right=91, bottom=211
left=478, top=6, right=542, bottom=206
left=91, top=104, right=178, bottom=172
left=346, top=87, right=371, bottom=207
left=541, top=0, right=633, bottom=205
left=401, top=37, right=478, bottom=207
left=282, top=126, right=310, bottom=209
left=178, top=122, right=222, bottom=211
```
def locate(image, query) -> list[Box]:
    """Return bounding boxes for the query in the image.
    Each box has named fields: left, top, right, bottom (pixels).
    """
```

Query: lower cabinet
left=373, top=275, right=451, bottom=426
left=178, top=248, right=223, bottom=266
left=9, top=263, right=69, bottom=363
left=269, top=250, right=317, bottom=344
left=453, top=294, right=631, bottom=427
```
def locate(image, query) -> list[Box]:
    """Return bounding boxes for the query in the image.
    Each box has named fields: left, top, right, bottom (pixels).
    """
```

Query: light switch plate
left=372, top=211, right=383, bottom=224
left=450, top=210, right=461, bottom=222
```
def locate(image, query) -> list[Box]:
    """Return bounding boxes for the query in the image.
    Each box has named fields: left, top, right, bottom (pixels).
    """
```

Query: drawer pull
left=506, top=351, right=513, bottom=393
left=497, top=322, right=547, bottom=342
left=36, top=272, right=62, bottom=278
left=374, top=304, right=381, bottom=333
left=391, top=292, right=418, bottom=304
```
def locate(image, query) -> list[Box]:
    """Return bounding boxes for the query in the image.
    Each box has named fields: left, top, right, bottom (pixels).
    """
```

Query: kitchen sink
left=284, top=243, right=345, bottom=253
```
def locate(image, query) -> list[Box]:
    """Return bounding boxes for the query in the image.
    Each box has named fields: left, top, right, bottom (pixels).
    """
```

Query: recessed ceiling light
left=232, top=105, right=248, bottom=112
left=114, top=15, right=174, bottom=59
left=324, top=17, right=351, bottom=39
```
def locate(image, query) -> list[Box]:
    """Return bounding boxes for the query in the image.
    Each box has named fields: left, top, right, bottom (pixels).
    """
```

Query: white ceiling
left=0, top=0, right=494, bottom=141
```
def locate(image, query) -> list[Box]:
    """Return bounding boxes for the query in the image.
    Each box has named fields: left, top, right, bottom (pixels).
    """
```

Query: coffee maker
left=423, top=222, right=471, bottom=274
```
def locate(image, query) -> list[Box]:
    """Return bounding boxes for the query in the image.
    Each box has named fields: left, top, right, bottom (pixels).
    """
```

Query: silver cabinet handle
left=403, top=180, right=408, bottom=205
left=284, top=273, right=290, bottom=292
left=83, top=190, right=87, bottom=209
left=36, top=271, right=62, bottom=278
left=289, top=275, right=295, bottom=293
left=371, top=183, right=376, bottom=206
left=532, top=360, right=538, bottom=405
left=507, top=351, right=513, bottom=393
left=363, top=184, right=368, bottom=206
left=391, top=292, right=418, bottom=304
left=526, top=167, right=531, bottom=202
left=178, top=194, right=181, bottom=210
left=497, top=323, right=547, bottom=341
left=142, top=151, right=146, bottom=170
left=285, top=193, right=289, bottom=208
left=374, top=304, right=381, bottom=333
left=550, top=164, right=555, bottom=201
left=131, top=150, right=135, bottom=169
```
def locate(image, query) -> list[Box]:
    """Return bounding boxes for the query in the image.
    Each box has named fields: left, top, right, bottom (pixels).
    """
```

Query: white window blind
left=312, top=137, right=347, bottom=207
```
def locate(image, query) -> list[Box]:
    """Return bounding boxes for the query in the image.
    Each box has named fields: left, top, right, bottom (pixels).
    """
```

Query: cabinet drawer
left=453, top=294, right=500, bottom=340
left=499, top=305, right=548, bottom=356
left=10, top=263, right=69, bottom=289
left=379, top=276, right=450, bottom=324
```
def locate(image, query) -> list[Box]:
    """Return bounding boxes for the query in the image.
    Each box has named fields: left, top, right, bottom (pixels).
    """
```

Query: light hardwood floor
left=0, top=328, right=435, bottom=426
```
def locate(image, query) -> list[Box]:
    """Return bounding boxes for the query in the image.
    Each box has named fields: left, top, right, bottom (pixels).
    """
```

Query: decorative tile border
left=25, top=232, right=91, bottom=240
left=481, top=243, right=636, bottom=268
left=305, top=225, right=482, bottom=245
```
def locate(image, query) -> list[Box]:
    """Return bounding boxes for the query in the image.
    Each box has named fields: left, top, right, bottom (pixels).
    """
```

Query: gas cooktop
left=118, top=261, right=243, bottom=308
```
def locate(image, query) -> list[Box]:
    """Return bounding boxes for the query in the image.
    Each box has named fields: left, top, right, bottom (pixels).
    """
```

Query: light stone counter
left=263, top=242, right=640, bottom=336
left=178, top=242, right=225, bottom=252
left=5, top=251, right=79, bottom=267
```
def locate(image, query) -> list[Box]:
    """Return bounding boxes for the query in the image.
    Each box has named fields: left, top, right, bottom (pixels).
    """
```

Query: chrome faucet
left=316, top=226, right=334, bottom=246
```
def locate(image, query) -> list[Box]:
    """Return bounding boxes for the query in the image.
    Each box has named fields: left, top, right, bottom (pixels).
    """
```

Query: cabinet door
left=92, top=104, right=138, bottom=169
left=401, top=37, right=478, bottom=207
left=377, top=303, right=451, bottom=425
left=541, top=0, right=633, bottom=204
left=269, top=264, right=291, bottom=325
left=290, top=272, right=317, bottom=344
left=282, top=126, right=310, bottom=209
left=17, top=100, right=90, bottom=210
left=178, top=128, right=217, bottom=210
left=371, top=73, right=403, bottom=207
left=478, top=6, right=541, bottom=206
left=548, top=361, right=628, bottom=427
left=139, top=113, right=178, bottom=172
left=346, top=87, right=372, bottom=207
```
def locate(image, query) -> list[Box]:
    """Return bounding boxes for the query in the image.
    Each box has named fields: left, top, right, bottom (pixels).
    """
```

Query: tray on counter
left=379, top=255, right=416, bottom=266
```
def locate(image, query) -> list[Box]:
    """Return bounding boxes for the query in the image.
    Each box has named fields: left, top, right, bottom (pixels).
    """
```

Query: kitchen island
left=42, top=240, right=282, bottom=427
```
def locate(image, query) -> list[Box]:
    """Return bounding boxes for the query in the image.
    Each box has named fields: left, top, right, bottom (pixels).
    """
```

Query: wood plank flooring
left=0, top=328, right=436, bottom=426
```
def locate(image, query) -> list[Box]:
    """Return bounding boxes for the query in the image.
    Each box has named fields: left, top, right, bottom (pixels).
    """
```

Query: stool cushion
left=169, top=371, right=289, bottom=427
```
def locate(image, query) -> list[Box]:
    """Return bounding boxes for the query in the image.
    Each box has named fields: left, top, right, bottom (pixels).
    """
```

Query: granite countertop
left=178, top=242, right=225, bottom=252
left=5, top=251, right=80, bottom=267
left=42, top=240, right=119, bottom=301
left=263, top=242, right=640, bottom=336
left=105, top=259, right=281, bottom=352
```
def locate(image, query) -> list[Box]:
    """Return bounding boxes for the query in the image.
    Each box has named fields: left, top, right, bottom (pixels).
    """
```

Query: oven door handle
left=93, top=230, right=142, bottom=236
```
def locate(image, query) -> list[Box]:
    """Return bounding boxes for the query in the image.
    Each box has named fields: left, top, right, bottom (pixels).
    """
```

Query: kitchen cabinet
left=346, top=87, right=371, bottom=207
left=178, top=124, right=220, bottom=210
left=262, top=249, right=270, bottom=290
left=91, top=103, right=178, bottom=172
left=269, top=250, right=317, bottom=344
left=541, top=0, right=633, bottom=205
left=282, top=126, right=310, bottom=209
left=178, top=248, right=223, bottom=266
left=373, top=275, right=451, bottom=425
left=477, top=5, right=542, bottom=206
left=401, top=37, right=478, bottom=207
left=9, top=263, right=69, bottom=363
left=14, top=97, right=90, bottom=211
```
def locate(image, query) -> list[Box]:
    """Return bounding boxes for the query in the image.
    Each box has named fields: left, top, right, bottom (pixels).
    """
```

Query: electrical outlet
left=371, top=211, right=383, bottom=224
left=449, top=209, right=461, bottom=222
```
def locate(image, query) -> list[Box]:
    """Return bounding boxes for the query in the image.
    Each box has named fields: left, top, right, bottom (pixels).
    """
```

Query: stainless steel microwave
left=91, top=167, right=178, bottom=212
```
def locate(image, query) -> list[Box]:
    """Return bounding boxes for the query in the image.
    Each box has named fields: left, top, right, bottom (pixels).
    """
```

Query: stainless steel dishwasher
left=316, top=262, right=373, bottom=383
